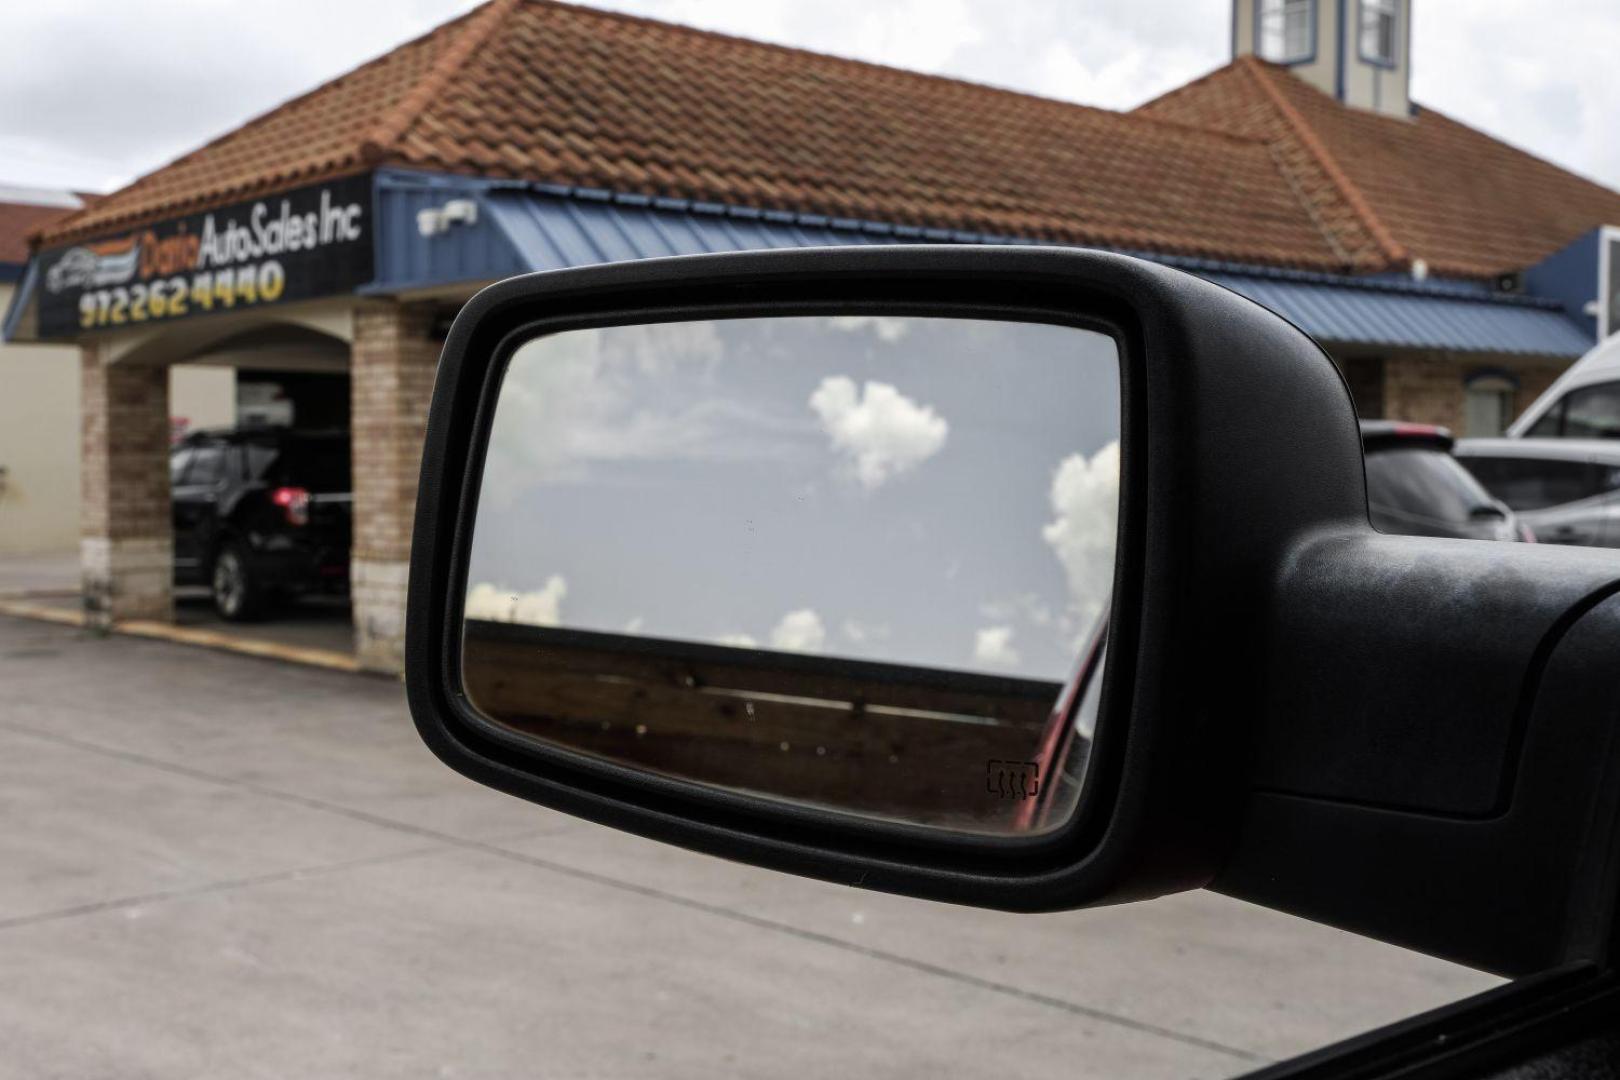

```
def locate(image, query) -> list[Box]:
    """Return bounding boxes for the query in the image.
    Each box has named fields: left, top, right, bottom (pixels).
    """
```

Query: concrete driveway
left=0, top=614, right=1497, bottom=1079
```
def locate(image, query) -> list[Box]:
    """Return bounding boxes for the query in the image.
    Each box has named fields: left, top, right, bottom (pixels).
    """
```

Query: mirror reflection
left=460, top=315, right=1120, bottom=835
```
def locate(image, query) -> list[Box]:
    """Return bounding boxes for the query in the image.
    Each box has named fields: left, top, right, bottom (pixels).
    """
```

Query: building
left=4, top=0, right=1617, bottom=671
left=0, top=186, right=232, bottom=557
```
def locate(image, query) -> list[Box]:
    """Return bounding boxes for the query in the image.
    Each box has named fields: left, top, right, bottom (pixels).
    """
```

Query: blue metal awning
left=483, top=189, right=900, bottom=268
left=1202, top=270, right=1594, bottom=358
left=372, top=170, right=1595, bottom=359
left=370, top=169, right=927, bottom=295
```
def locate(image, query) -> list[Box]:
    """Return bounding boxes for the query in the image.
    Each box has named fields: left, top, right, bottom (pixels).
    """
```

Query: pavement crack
left=0, top=844, right=447, bottom=933
left=0, top=718, right=1267, bottom=1064
left=466, top=837, right=1271, bottom=1064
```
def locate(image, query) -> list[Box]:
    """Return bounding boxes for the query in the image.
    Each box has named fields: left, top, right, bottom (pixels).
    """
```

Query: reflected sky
left=464, top=315, right=1120, bottom=682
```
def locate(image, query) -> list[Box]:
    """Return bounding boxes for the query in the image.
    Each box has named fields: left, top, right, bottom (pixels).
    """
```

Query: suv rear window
left=1365, top=446, right=1496, bottom=525
left=243, top=438, right=351, bottom=493
left=184, top=444, right=228, bottom=487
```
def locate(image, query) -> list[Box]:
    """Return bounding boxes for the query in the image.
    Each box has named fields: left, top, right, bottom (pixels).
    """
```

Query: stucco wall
left=0, top=282, right=82, bottom=554
left=169, top=365, right=235, bottom=442
left=0, top=282, right=236, bottom=556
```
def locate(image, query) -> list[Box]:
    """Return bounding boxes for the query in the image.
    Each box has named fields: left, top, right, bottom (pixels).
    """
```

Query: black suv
left=1360, top=420, right=1531, bottom=542
left=170, top=429, right=352, bottom=620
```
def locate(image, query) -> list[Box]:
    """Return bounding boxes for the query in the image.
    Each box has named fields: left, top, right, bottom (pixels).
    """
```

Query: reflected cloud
left=770, top=608, right=827, bottom=653
left=809, top=376, right=948, bottom=491
left=841, top=619, right=891, bottom=645
left=1041, top=440, right=1120, bottom=631
left=972, top=625, right=1021, bottom=668
left=828, top=315, right=911, bottom=343
left=465, top=575, right=568, bottom=626
left=483, top=322, right=798, bottom=504
left=979, top=593, right=1055, bottom=629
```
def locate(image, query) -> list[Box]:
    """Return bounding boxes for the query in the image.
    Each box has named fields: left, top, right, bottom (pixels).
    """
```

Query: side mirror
left=406, top=247, right=1620, bottom=976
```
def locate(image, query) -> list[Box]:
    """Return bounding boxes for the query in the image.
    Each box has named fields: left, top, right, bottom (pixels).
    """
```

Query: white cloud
left=464, top=575, right=568, bottom=626
left=979, top=592, right=1055, bottom=628
left=828, top=315, right=911, bottom=342
left=973, top=625, right=1021, bottom=668
left=808, top=376, right=948, bottom=491
left=624, top=615, right=646, bottom=635
left=715, top=631, right=759, bottom=648
left=840, top=619, right=891, bottom=644
left=770, top=608, right=826, bottom=653
left=482, top=321, right=795, bottom=504
left=1041, top=440, right=1120, bottom=631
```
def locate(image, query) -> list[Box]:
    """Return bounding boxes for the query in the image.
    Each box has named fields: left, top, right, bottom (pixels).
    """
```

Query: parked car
left=1359, top=421, right=1528, bottom=541
left=1454, top=437, right=1620, bottom=547
left=170, top=428, right=352, bottom=620
left=1506, top=332, right=1620, bottom=438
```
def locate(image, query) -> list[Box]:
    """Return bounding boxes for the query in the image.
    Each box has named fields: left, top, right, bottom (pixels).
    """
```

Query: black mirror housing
left=404, top=245, right=1366, bottom=913
left=407, top=245, right=1620, bottom=979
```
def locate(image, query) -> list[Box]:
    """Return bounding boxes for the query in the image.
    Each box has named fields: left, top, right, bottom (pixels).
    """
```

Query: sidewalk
left=0, top=551, right=357, bottom=672
left=0, top=550, right=78, bottom=599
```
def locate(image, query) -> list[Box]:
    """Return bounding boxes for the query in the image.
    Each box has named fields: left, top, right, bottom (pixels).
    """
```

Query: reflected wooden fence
left=462, top=620, right=1064, bottom=832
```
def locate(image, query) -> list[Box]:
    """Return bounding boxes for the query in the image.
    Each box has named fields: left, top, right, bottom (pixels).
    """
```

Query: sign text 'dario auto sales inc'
left=36, top=176, right=373, bottom=338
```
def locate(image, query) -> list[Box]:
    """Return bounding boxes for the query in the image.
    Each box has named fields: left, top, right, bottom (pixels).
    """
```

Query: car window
left=1560, top=382, right=1620, bottom=439
left=283, top=440, right=351, bottom=493
left=1365, top=446, right=1494, bottom=524
left=1524, top=399, right=1565, bottom=437
left=248, top=439, right=351, bottom=493
left=1459, top=455, right=1597, bottom=510
left=168, top=446, right=195, bottom=486
left=185, top=444, right=226, bottom=487
left=242, top=442, right=279, bottom=482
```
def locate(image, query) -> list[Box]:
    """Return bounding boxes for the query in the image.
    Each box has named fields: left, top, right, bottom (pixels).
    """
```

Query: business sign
left=36, top=175, right=373, bottom=338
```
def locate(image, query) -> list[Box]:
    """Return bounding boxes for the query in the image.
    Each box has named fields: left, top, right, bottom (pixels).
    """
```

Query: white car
left=1455, top=437, right=1620, bottom=547
left=1507, top=332, right=1620, bottom=438
left=44, top=247, right=98, bottom=293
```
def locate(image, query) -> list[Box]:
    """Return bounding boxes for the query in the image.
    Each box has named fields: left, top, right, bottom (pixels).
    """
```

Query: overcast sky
left=3, top=1, right=1616, bottom=198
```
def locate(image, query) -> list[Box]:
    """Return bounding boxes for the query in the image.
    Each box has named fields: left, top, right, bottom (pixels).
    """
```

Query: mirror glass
left=460, top=315, right=1120, bottom=836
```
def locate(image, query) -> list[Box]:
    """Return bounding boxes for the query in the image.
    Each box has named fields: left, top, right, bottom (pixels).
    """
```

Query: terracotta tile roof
left=0, top=196, right=94, bottom=264
left=35, top=0, right=1345, bottom=270
left=36, top=3, right=1620, bottom=279
left=1138, top=57, right=1620, bottom=278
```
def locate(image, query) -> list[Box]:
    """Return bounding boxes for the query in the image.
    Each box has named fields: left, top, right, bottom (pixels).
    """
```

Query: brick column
left=80, top=343, right=173, bottom=627
left=350, top=301, right=439, bottom=674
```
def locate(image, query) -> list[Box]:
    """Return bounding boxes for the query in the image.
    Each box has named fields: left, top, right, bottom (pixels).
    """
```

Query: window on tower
left=1361, top=0, right=1398, bottom=65
left=1257, top=0, right=1314, bottom=64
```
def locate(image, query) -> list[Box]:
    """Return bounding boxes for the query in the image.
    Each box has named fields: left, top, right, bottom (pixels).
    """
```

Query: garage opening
left=168, top=326, right=354, bottom=657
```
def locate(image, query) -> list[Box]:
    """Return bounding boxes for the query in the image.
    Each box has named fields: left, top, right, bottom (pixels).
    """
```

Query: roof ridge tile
left=362, top=0, right=520, bottom=164
left=1238, top=57, right=1409, bottom=267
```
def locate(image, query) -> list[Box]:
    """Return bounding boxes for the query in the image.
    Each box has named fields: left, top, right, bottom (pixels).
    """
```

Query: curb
left=0, top=597, right=364, bottom=674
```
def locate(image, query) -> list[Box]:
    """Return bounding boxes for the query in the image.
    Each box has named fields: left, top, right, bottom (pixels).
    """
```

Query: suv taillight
left=271, top=486, right=310, bottom=526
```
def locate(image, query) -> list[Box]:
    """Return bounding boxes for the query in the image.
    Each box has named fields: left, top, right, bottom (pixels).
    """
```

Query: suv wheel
left=211, top=541, right=264, bottom=621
